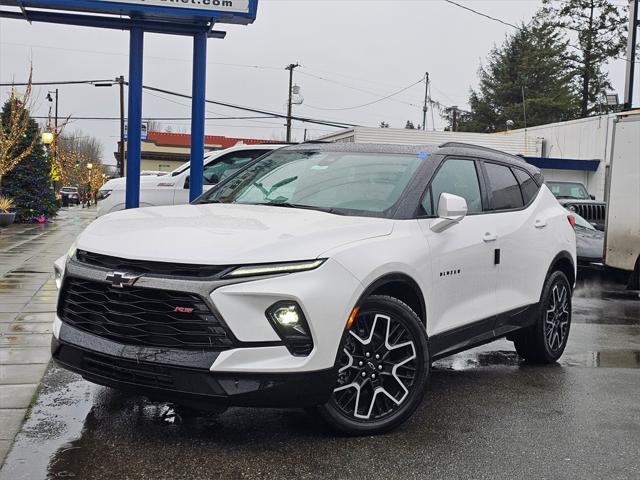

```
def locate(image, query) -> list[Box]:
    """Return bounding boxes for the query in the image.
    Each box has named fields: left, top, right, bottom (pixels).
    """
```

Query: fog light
left=272, top=305, right=305, bottom=333
left=266, top=301, right=313, bottom=356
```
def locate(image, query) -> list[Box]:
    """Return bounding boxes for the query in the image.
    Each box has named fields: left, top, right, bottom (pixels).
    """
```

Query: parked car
left=96, top=144, right=285, bottom=216
left=53, top=142, right=576, bottom=435
left=547, top=181, right=606, bottom=231
left=568, top=209, right=604, bottom=265
left=59, top=187, right=80, bottom=206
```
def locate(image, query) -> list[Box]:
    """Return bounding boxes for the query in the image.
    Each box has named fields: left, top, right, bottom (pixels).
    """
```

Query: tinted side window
left=484, top=163, right=524, bottom=211
left=203, top=150, right=267, bottom=185
left=513, top=168, right=539, bottom=205
left=421, top=159, right=482, bottom=215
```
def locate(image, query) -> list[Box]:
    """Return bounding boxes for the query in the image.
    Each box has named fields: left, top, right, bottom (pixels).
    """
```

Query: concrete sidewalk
left=0, top=207, right=95, bottom=465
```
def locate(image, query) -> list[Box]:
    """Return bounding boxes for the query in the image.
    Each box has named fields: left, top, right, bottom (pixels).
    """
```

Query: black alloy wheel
left=316, top=295, right=430, bottom=435
left=513, top=270, right=572, bottom=363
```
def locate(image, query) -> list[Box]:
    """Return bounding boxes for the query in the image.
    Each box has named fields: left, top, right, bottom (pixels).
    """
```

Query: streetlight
left=41, top=131, right=54, bottom=145
left=93, top=77, right=126, bottom=177
left=86, top=163, right=94, bottom=207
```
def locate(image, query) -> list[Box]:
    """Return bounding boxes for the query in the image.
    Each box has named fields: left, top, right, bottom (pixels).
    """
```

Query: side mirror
left=184, top=176, right=190, bottom=189
left=430, top=193, right=468, bottom=233
left=590, top=194, right=595, bottom=200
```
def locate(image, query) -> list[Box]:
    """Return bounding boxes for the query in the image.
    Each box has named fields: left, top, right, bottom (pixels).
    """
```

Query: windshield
left=548, top=182, right=590, bottom=200
left=200, top=150, right=423, bottom=217
left=570, top=210, right=596, bottom=230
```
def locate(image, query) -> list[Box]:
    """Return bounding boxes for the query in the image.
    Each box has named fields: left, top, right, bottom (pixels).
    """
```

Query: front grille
left=58, top=278, right=235, bottom=350
left=573, top=203, right=606, bottom=224
left=76, top=250, right=229, bottom=279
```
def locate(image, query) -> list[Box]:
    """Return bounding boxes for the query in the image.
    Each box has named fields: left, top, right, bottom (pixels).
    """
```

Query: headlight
left=67, top=240, right=78, bottom=262
left=224, top=259, right=326, bottom=278
left=54, top=265, right=63, bottom=290
left=567, top=204, right=577, bottom=212
left=96, top=190, right=112, bottom=201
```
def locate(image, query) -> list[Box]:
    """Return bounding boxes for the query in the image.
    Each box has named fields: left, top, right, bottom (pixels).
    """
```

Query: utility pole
left=422, top=72, right=429, bottom=131
left=95, top=77, right=127, bottom=177
left=623, top=0, right=639, bottom=110
left=285, top=63, right=300, bottom=143
left=118, top=75, right=126, bottom=177
left=53, top=89, right=58, bottom=132
left=451, top=106, right=459, bottom=132
left=46, top=89, right=59, bottom=184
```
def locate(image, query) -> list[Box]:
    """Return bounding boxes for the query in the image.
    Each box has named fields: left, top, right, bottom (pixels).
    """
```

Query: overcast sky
left=0, top=0, right=634, bottom=165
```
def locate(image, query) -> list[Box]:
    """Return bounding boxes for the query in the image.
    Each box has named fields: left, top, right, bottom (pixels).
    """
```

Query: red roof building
left=117, top=131, right=280, bottom=173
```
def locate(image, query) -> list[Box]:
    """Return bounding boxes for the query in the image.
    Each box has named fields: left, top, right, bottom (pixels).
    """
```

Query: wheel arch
left=546, top=251, right=576, bottom=292
left=356, top=273, right=426, bottom=327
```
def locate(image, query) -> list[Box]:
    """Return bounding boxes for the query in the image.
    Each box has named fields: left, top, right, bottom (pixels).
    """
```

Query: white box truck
left=604, top=111, right=640, bottom=288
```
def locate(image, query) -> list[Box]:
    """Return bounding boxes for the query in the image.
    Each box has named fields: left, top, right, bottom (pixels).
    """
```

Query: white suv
left=53, top=142, right=576, bottom=435
left=96, top=144, right=285, bottom=216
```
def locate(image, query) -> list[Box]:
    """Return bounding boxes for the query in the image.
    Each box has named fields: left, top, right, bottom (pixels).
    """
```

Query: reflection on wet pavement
left=435, top=349, right=640, bottom=370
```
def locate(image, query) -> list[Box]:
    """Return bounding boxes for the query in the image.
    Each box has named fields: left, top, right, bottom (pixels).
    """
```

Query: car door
left=417, top=157, right=498, bottom=345
left=481, top=162, right=549, bottom=329
left=174, top=149, right=270, bottom=205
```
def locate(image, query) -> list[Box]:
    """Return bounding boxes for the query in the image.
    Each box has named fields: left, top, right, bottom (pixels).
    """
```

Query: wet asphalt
left=1, top=271, right=639, bottom=480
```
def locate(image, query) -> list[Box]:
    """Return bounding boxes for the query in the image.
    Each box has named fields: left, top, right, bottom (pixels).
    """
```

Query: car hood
left=575, top=227, right=604, bottom=259
left=101, top=175, right=168, bottom=191
left=77, top=203, right=394, bottom=265
left=557, top=199, right=606, bottom=206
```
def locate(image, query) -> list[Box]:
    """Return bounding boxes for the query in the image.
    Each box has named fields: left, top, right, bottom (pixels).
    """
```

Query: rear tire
left=316, top=295, right=430, bottom=435
left=513, top=270, right=572, bottom=364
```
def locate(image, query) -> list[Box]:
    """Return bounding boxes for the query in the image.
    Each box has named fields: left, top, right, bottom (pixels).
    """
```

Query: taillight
left=567, top=214, right=576, bottom=228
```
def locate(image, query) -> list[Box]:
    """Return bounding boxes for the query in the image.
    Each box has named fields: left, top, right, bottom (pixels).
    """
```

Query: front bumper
left=52, top=323, right=337, bottom=408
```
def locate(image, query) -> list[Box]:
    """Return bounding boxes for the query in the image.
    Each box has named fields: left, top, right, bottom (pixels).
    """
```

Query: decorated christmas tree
left=0, top=96, right=58, bottom=222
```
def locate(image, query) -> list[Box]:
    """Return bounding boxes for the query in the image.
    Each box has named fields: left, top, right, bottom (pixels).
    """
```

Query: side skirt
left=430, top=303, right=539, bottom=361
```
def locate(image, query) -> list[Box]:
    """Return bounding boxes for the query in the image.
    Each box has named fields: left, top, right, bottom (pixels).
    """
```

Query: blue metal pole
left=126, top=27, right=144, bottom=209
left=189, top=31, right=208, bottom=202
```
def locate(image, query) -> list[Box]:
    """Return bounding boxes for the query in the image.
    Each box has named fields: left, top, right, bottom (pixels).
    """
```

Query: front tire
left=513, top=270, right=572, bottom=363
left=316, top=295, right=430, bottom=435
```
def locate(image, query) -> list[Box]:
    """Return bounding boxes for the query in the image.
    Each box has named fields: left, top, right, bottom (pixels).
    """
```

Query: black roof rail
left=438, top=141, right=527, bottom=160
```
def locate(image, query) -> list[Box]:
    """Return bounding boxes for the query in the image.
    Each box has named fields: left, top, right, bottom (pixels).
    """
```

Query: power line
left=0, top=78, right=358, bottom=129
left=298, top=70, right=423, bottom=108
left=0, top=79, right=116, bottom=87
left=0, top=42, right=283, bottom=71
left=139, top=84, right=359, bottom=128
left=442, top=0, right=520, bottom=30
left=31, top=115, right=279, bottom=121
left=304, top=78, right=425, bottom=111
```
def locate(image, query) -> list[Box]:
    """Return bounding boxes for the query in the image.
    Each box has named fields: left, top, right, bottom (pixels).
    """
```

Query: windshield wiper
left=264, top=202, right=344, bottom=215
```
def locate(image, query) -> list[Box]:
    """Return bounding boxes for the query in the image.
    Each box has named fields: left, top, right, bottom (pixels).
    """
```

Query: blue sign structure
left=0, top=0, right=259, bottom=207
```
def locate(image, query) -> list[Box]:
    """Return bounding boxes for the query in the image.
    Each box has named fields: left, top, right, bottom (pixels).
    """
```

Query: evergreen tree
left=1, top=99, right=58, bottom=221
left=454, top=18, right=580, bottom=133
left=542, top=0, right=628, bottom=117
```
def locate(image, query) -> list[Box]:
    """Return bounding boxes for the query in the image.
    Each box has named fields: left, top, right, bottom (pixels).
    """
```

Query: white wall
left=321, top=127, right=543, bottom=156
left=500, top=115, right=619, bottom=200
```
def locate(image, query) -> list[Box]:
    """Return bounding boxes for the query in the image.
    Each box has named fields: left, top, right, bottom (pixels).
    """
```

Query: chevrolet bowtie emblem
left=106, top=271, right=141, bottom=289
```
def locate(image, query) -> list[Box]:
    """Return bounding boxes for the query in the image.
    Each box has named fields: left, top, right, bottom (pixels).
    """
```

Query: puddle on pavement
left=434, top=349, right=640, bottom=370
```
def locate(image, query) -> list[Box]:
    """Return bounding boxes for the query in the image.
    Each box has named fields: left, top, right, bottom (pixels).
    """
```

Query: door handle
left=483, top=232, right=498, bottom=242
left=534, top=219, right=547, bottom=229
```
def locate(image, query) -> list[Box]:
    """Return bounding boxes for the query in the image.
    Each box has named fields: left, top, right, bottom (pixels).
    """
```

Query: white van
left=96, top=144, right=285, bottom=216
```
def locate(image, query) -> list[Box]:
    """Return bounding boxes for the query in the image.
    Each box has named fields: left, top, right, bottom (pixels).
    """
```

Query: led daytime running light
left=226, top=259, right=325, bottom=278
